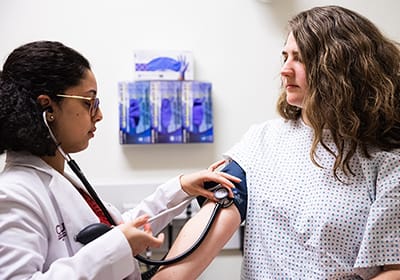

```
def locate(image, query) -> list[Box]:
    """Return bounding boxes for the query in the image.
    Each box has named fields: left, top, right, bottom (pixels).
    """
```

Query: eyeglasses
left=57, top=94, right=100, bottom=117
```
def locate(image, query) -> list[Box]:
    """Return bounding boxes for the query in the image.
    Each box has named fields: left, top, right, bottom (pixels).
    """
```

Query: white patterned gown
left=225, top=118, right=400, bottom=279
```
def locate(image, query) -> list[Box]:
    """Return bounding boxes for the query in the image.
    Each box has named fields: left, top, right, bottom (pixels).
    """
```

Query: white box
left=134, top=50, right=194, bottom=81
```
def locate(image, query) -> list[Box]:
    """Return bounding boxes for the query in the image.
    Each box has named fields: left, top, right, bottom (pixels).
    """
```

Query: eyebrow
left=85, top=89, right=97, bottom=96
left=281, top=50, right=300, bottom=56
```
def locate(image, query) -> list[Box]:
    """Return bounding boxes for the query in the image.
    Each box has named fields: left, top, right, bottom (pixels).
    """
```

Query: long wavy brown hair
left=277, top=5, right=400, bottom=180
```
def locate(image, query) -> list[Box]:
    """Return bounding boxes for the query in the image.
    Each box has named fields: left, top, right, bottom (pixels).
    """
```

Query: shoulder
left=0, top=152, right=53, bottom=206
left=225, top=118, right=301, bottom=165
left=362, top=147, right=400, bottom=166
left=244, top=118, right=301, bottom=140
left=0, top=172, right=48, bottom=208
left=355, top=148, right=400, bottom=189
left=370, top=148, right=400, bottom=172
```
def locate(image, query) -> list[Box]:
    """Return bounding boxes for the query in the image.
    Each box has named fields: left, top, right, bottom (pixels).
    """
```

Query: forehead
left=66, top=69, right=97, bottom=96
left=283, top=32, right=299, bottom=51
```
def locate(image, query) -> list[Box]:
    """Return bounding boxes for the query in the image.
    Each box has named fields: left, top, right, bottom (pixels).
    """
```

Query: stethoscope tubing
left=43, top=111, right=117, bottom=227
left=135, top=201, right=223, bottom=266
left=42, top=110, right=228, bottom=270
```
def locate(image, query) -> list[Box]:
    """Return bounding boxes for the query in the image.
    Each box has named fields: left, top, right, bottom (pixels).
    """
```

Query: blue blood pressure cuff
left=197, top=160, right=247, bottom=223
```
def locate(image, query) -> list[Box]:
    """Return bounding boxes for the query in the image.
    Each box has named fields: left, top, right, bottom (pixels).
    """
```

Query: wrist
left=179, top=174, right=189, bottom=195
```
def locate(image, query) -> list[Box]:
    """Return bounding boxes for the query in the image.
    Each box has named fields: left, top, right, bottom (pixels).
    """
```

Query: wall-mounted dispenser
left=119, top=80, right=213, bottom=144
left=119, top=50, right=213, bottom=144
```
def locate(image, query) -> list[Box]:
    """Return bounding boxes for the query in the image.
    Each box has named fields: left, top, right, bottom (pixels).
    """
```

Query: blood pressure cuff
left=197, top=160, right=247, bottom=223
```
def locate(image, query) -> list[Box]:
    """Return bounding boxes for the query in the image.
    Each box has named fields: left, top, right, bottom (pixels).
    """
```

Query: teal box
left=181, top=81, right=213, bottom=143
left=119, top=81, right=153, bottom=144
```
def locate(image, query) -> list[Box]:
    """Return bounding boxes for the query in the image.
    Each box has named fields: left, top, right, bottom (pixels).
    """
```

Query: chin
left=286, top=97, right=304, bottom=108
left=70, top=144, right=89, bottom=153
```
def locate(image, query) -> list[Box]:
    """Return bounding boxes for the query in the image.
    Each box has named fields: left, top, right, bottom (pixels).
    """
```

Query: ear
left=37, top=94, right=53, bottom=112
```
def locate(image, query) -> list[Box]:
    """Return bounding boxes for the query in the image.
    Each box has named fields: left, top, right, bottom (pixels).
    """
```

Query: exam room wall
left=1, top=0, right=399, bottom=185
left=0, top=1, right=399, bottom=279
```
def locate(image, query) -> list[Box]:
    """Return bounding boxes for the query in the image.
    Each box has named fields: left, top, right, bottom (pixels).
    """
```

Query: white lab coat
left=0, top=151, right=192, bottom=279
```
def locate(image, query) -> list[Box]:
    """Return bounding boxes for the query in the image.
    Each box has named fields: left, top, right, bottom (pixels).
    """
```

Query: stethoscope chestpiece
left=213, top=186, right=233, bottom=208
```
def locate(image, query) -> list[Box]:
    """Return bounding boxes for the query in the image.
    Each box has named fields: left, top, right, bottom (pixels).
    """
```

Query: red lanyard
left=76, top=188, right=112, bottom=226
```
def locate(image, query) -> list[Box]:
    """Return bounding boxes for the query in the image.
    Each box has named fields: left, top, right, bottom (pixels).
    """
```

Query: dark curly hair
left=277, top=5, right=400, bottom=179
left=0, top=41, right=91, bottom=156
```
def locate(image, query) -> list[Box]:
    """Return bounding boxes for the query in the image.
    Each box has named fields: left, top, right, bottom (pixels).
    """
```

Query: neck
left=301, top=110, right=310, bottom=126
left=41, top=150, right=65, bottom=174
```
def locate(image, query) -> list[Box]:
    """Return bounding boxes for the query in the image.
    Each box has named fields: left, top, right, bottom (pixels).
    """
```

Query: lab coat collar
left=5, top=150, right=101, bottom=253
left=5, top=150, right=54, bottom=174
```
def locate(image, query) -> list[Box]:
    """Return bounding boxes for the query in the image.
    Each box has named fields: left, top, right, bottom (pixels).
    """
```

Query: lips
left=285, top=82, right=298, bottom=87
left=282, top=78, right=298, bottom=89
left=88, top=127, right=96, bottom=137
left=286, top=85, right=299, bottom=91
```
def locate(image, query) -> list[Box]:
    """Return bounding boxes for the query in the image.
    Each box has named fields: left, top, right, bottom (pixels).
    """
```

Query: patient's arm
left=153, top=201, right=241, bottom=280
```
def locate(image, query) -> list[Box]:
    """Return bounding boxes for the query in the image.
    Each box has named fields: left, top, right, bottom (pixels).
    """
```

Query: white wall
left=1, top=1, right=400, bottom=278
left=1, top=0, right=400, bottom=185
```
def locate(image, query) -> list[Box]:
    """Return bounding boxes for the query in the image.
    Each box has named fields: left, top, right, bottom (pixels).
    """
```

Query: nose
left=280, top=61, right=294, bottom=77
left=93, top=108, right=103, bottom=122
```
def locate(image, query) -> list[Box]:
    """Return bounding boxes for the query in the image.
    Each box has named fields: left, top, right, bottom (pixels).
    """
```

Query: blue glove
left=192, top=98, right=204, bottom=132
left=129, top=99, right=141, bottom=128
left=161, top=98, right=172, bottom=133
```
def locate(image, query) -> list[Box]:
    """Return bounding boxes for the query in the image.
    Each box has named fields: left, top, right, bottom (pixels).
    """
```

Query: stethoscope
left=42, top=110, right=233, bottom=279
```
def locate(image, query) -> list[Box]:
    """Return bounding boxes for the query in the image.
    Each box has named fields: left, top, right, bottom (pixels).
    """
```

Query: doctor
left=0, top=41, right=238, bottom=279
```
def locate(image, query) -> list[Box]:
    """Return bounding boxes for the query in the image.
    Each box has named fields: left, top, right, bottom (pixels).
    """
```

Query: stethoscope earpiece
left=43, top=109, right=234, bottom=276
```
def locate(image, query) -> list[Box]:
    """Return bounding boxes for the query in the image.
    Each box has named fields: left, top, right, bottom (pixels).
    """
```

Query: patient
left=154, top=5, right=400, bottom=280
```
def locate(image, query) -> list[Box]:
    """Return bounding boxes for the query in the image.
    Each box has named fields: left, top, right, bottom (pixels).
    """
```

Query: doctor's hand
left=180, top=159, right=241, bottom=202
left=118, top=215, right=165, bottom=256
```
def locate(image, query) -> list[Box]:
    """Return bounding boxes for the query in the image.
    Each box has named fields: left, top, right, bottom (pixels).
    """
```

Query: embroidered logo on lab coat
left=56, top=223, right=67, bottom=240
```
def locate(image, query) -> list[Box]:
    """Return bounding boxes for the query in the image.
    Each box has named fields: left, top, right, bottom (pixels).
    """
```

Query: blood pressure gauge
left=213, top=186, right=233, bottom=208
